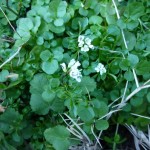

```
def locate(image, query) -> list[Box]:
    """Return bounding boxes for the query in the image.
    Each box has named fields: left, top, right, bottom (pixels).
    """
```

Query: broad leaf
left=44, top=125, right=70, bottom=150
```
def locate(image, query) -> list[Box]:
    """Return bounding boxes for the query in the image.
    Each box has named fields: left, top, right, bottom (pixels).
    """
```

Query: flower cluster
left=60, top=59, right=82, bottom=82
left=78, top=35, right=94, bottom=52
left=95, top=63, right=106, bottom=75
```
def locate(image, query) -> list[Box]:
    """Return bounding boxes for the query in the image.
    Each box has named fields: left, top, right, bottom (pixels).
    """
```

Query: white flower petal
left=85, top=37, right=91, bottom=45
left=78, top=41, right=84, bottom=47
left=68, top=59, right=76, bottom=68
left=78, top=35, right=85, bottom=42
left=81, top=45, right=89, bottom=52
left=60, top=63, right=67, bottom=72
left=69, top=68, right=82, bottom=82
left=89, top=44, right=94, bottom=49
left=95, top=63, right=106, bottom=75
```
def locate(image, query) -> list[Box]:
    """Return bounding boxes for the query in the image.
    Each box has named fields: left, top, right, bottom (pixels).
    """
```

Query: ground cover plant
left=0, top=0, right=150, bottom=149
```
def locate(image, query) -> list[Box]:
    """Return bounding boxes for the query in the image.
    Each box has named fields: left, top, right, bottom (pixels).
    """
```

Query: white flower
left=68, top=59, right=76, bottom=68
left=81, top=45, right=89, bottom=52
left=78, top=35, right=94, bottom=52
left=61, top=59, right=82, bottom=82
left=78, top=40, right=84, bottom=47
left=60, top=63, right=67, bottom=72
left=78, top=35, right=85, bottom=42
left=85, top=37, right=91, bottom=45
left=69, top=68, right=82, bottom=82
left=95, top=63, right=106, bottom=75
left=88, top=44, right=94, bottom=49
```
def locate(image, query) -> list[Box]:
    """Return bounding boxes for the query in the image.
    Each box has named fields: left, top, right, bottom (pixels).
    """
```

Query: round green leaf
left=95, top=120, right=109, bottom=130
left=57, top=1, right=67, bottom=18
left=40, top=50, right=52, bottom=61
left=78, top=106, right=95, bottom=122
left=18, top=18, right=33, bottom=30
left=44, top=125, right=70, bottom=150
left=127, top=54, right=139, bottom=67
left=0, top=70, right=9, bottom=82
left=37, top=36, right=44, bottom=45
left=130, top=97, right=143, bottom=107
left=54, top=18, right=64, bottom=27
left=124, top=70, right=134, bottom=81
left=107, top=25, right=120, bottom=36
left=42, top=90, right=55, bottom=102
left=42, top=60, right=58, bottom=74
left=89, top=16, right=103, bottom=25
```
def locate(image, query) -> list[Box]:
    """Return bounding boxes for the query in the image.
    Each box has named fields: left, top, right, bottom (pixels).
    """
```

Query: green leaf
left=95, top=120, right=109, bottom=130
left=78, top=106, right=95, bottom=122
left=117, top=18, right=126, bottom=29
left=50, top=78, right=60, bottom=88
left=127, top=54, right=139, bottom=67
left=30, top=73, right=49, bottom=94
left=79, top=7, right=88, bottom=16
left=135, top=60, right=150, bottom=75
left=130, top=97, right=143, bottom=107
left=30, top=94, right=50, bottom=115
left=71, top=17, right=88, bottom=30
left=40, top=50, right=52, bottom=61
left=37, top=36, right=44, bottom=45
left=0, top=108, right=21, bottom=125
left=12, top=132, right=21, bottom=142
left=89, top=16, right=103, bottom=25
left=127, top=20, right=139, bottom=30
left=107, top=24, right=120, bottom=36
left=32, top=16, right=41, bottom=34
left=91, top=100, right=109, bottom=118
left=43, top=31, right=54, bottom=40
left=0, top=70, right=9, bottom=82
left=119, top=59, right=130, bottom=71
left=124, top=31, right=136, bottom=51
left=78, top=76, right=96, bottom=94
left=147, top=93, right=150, bottom=103
left=44, top=125, right=70, bottom=150
left=57, top=1, right=67, bottom=18
left=42, top=90, right=56, bottom=103
left=124, top=2, right=145, bottom=20
left=49, top=23, right=65, bottom=34
left=18, top=18, right=33, bottom=30
left=53, top=47, right=64, bottom=61
left=124, top=70, right=134, bottom=81
left=54, top=18, right=64, bottom=27
left=42, top=60, right=58, bottom=74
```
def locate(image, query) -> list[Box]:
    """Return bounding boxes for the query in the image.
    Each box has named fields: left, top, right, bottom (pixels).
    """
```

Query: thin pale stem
left=130, top=113, right=150, bottom=120
left=0, top=7, right=20, bottom=37
left=0, top=46, right=22, bottom=69
left=91, top=125, right=102, bottom=149
left=64, top=113, right=92, bottom=144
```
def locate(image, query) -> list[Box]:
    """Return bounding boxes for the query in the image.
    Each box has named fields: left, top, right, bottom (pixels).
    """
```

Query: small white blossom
left=78, top=40, right=84, bottom=47
left=81, top=44, right=89, bottom=52
left=88, top=44, right=94, bottom=49
left=78, top=35, right=85, bottom=42
left=69, top=68, right=82, bottom=82
left=60, top=63, right=67, bottom=72
left=68, top=59, right=76, bottom=68
left=95, top=63, right=106, bottom=75
left=61, top=59, right=82, bottom=82
left=78, top=35, right=94, bottom=52
left=85, top=37, right=91, bottom=45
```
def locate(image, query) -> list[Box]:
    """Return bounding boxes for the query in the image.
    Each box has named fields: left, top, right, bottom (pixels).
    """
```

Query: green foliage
left=44, top=125, right=70, bottom=150
left=0, top=0, right=150, bottom=149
